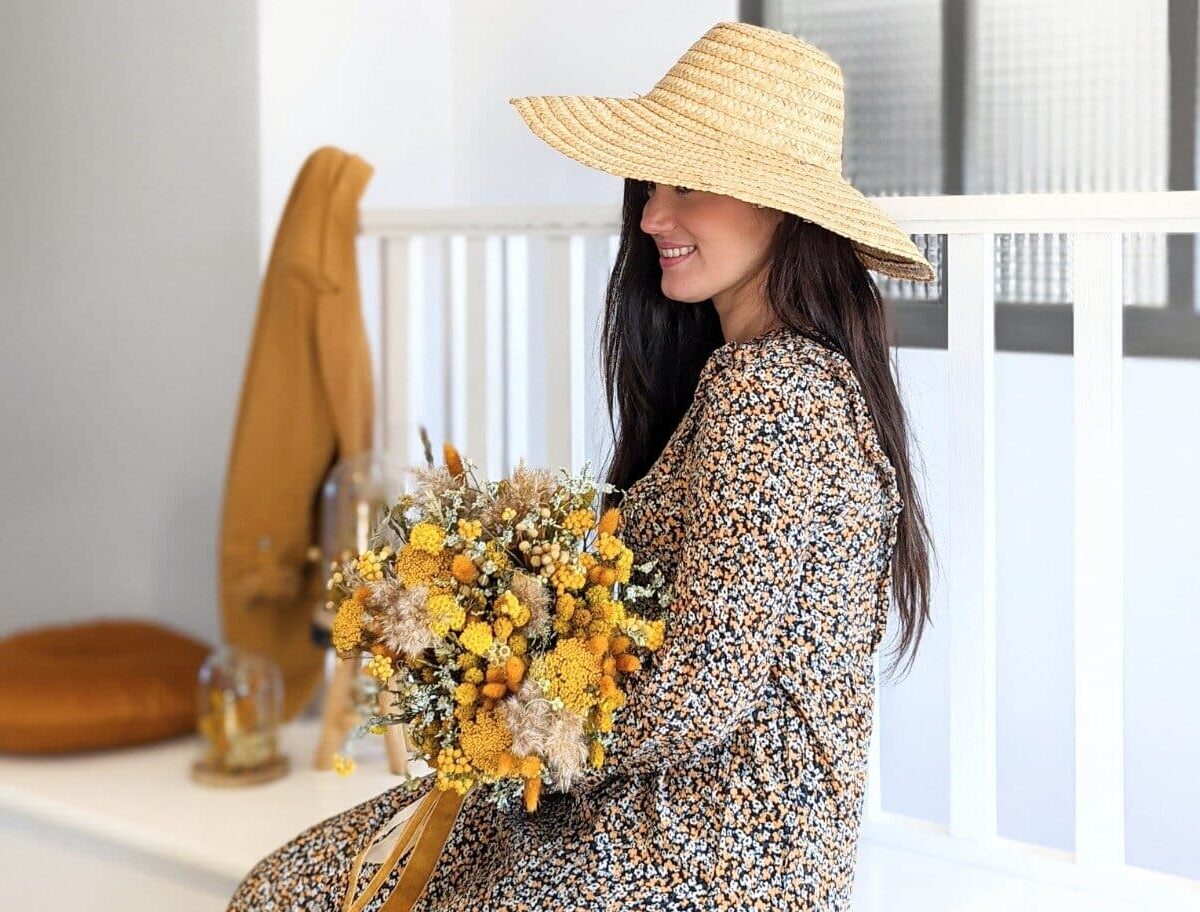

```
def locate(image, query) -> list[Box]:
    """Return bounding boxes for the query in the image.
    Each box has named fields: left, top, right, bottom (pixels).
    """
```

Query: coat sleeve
left=571, top=356, right=828, bottom=792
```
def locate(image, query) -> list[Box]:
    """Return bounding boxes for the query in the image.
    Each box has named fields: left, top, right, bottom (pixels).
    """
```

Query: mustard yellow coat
left=218, top=146, right=374, bottom=720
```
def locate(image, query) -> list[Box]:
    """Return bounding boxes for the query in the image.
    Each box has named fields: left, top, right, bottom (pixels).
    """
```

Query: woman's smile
left=659, top=246, right=696, bottom=269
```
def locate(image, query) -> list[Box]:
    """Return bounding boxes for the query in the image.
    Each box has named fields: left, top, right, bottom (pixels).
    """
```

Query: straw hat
left=508, top=20, right=936, bottom=284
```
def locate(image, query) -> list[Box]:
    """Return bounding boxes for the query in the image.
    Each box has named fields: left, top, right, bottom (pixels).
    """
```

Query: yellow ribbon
left=342, top=787, right=468, bottom=912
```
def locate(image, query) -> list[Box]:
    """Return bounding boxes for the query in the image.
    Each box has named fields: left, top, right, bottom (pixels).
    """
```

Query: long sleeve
left=573, top=355, right=827, bottom=792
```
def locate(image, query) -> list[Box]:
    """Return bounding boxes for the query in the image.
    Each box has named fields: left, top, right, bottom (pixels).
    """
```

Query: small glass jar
left=192, top=645, right=289, bottom=785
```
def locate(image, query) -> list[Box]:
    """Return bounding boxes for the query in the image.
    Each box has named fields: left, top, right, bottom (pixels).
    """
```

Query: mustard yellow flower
left=588, top=740, right=605, bottom=768
left=528, top=638, right=602, bottom=714
left=495, top=590, right=521, bottom=619
left=645, top=619, right=665, bottom=651
left=595, top=531, right=623, bottom=560
left=460, top=620, right=494, bottom=657
left=396, top=544, right=439, bottom=587
left=551, top=564, right=586, bottom=592
left=354, top=549, right=386, bottom=581
left=454, top=681, right=479, bottom=705
left=365, top=654, right=393, bottom=682
left=597, top=507, right=620, bottom=535
left=409, top=522, right=446, bottom=554
left=563, top=508, right=594, bottom=536
left=459, top=709, right=513, bottom=774
left=331, top=597, right=364, bottom=653
left=585, top=584, right=611, bottom=606
left=434, top=746, right=473, bottom=794
left=427, top=593, right=466, bottom=637
left=555, top=593, right=577, bottom=620
left=451, top=553, right=478, bottom=584
left=332, top=753, right=356, bottom=776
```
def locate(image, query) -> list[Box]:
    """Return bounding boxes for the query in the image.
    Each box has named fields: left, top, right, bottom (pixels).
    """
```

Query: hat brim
left=509, top=93, right=936, bottom=284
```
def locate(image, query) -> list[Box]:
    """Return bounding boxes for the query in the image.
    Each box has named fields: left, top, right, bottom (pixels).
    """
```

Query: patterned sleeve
left=572, top=355, right=826, bottom=791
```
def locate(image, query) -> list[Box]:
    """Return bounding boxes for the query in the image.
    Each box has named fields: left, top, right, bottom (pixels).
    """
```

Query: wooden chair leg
left=313, top=654, right=360, bottom=770
left=377, top=682, right=410, bottom=776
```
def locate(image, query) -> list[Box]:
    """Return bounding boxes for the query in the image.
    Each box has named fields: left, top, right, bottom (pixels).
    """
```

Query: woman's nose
left=640, top=197, right=675, bottom=237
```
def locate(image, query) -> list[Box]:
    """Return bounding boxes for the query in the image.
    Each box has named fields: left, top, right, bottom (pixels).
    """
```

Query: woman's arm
left=570, top=355, right=828, bottom=791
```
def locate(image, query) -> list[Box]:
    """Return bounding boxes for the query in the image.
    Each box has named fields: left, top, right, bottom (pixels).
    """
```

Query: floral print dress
left=227, top=324, right=904, bottom=911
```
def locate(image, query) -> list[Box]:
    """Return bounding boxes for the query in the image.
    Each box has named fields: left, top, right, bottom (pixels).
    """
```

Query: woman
left=228, top=20, right=935, bottom=912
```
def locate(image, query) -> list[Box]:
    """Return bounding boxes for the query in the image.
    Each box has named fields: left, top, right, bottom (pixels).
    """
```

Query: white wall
left=258, top=0, right=740, bottom=253
left=0, top=0, right=259, bottom=647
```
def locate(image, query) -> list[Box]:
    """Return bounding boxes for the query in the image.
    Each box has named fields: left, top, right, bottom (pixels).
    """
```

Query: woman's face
left=639, top=181, right=783, bottom=313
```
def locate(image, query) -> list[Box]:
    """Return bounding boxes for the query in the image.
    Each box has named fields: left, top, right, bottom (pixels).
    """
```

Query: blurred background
left=1, top=1, right=1197, bottom=910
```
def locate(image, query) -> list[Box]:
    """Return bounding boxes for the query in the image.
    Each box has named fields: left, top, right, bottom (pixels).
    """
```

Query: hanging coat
left=218, top=146, right=375, bottom=720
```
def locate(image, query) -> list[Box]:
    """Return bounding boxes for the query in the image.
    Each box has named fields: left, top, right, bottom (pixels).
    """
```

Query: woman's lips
left=659, top=248, right=696, bottom=269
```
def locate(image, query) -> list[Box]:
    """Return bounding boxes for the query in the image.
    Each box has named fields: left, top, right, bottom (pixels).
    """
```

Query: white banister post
left=504, top=235, right=530, bottom=474
left=543, top=233, right=581, bottom=471
left=946, top=232, right=999, bottom=843
left=455, top=235, right=506, bottom=480
left=1071, top=232, right=1125, bottom=873
left=379, top=234, right=423, bottom=469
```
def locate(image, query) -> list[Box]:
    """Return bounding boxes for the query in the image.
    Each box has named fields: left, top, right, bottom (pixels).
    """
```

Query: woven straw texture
left=510, top=20, right=936, bottom=284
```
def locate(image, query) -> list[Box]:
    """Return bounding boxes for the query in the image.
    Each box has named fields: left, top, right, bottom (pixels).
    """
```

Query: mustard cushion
left=0, top=618, right=211, bottom=755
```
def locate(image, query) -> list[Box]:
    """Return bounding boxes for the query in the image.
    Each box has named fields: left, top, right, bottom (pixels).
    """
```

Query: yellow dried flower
left=597, top=507, right=620, bottom=535
left=585, top=584, right=610, bottom=606
left=519, top=754, right=542, bottom=778
left=551, top=564, right=586, bottom=592
left=410, top=522, right=446, bottom=554
left=435, top=746, right=473, bottom=794
left=493, top=616, right=514, bottom=639
left=365, top=654, right=394, bottom=682
left=456, top=518, right=482, bottom=542
left=556, top=593, right=577, bottom=620
left=645, top=619, right=665, bottom=651
left=496, top=750, right=520, bottom=776
left=483, top=542, right=511, bottom=573
left=460, top=620, right=494, bottom=657
left=332, top=753, right=356, bottom=776
left=459, top=709, right=513, bottom=774
left=443, top=442, right=465, bottom=478
left=451, top=553, right=478, bottom=584
left=368, top=723, right=388, bottom=735
left=563, top=508, right=594, bottom=535
left=588, top=740, right=605, bottom=768
left=331, top=598, right=364, bottom=653
left=454, top=681, right=479, bottom=705
left=454, top=703, right=476, bottom=723
left=427, top=593, right=466, bottom=637
left=495, top=590, right=520, bottom=619
left=464, top=666, right=484, bottom=683
left=354, top=549, right=385, bottom=581
left=509, top=632, right=528, bottom=657
left=529, top=638, right=602, bottom=714
left=593, top=706, right=614, bottom=733
left=396, top=544, right=439, bottom=587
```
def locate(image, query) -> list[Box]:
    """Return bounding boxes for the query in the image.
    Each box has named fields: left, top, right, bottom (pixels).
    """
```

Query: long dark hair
left=599, top=177, right=934, bottom=682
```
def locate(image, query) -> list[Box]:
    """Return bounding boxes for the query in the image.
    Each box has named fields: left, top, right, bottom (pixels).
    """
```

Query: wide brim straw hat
left=508, top=20, right=936, bottom=284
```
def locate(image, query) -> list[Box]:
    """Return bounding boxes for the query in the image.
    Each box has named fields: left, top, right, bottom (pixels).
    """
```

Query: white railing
left=357, top=190, right=1200, bottom=909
